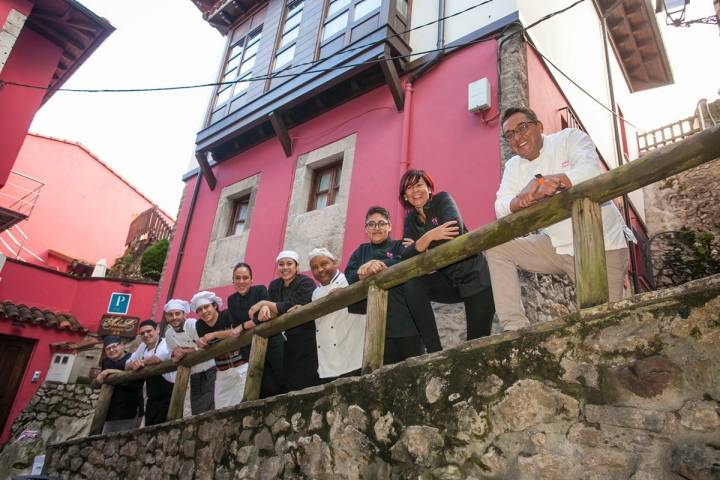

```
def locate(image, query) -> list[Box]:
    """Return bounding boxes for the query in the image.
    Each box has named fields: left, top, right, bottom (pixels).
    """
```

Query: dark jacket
left=402, top=191, right=491, bottom=297
left=268, top=274, right=319, bottom=391
left=345, top=238, right=419, bottom=338
left=101, top=353, right=143, bottom=421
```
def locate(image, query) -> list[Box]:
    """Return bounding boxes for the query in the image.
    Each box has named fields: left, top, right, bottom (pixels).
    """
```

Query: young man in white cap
left=187, top=291, right=247, bottom=408
left=163, top=298, right=217, bottom=416
left=309, top=247, right=366, bottom=382
left=248, top=250, right=319, bottom=391
left=126, top=319, right=175, bottom=426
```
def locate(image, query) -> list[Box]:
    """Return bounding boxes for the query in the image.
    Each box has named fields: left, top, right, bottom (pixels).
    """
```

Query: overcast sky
left=29, top=0, right=720, bottom=216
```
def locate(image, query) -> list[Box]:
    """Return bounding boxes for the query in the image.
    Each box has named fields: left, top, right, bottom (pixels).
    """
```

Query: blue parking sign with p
left=108, top=293, right=132, bottom=315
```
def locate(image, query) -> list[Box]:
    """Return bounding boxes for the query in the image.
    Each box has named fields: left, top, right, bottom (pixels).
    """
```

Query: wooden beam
left=362, top=284, right=388, bottom=374
left=379, top=53, right=404, bottom=111
left=243, top=335, right=269, bottom=402
left=571, top=198, right=609, bottom=308
left=100, top=125, right=720, bottom=387
left=89, top=384, right=114, bottom=435
left=195, top=153, right=217, bottom=190
left=268, top=112, right=292, bottom=157
left=167, top=366, right=191, bottom=421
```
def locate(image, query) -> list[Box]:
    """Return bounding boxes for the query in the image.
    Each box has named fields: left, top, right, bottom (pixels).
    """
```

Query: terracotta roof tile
left=0, top=300, right=88, bottom=333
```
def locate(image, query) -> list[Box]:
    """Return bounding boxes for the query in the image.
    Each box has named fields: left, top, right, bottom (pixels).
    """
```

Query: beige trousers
left=486, top=234, right=628, bottom=331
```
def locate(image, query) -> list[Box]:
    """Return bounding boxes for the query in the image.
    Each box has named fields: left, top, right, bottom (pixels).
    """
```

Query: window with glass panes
left=211, top=27, right=263, bottom=124
left=227, top=195, right=251, bottom=236
left=273, top=0, right=305, bottom=72
left=321, top=0, right=381, bottom=42
left=308, top=162, right=342, bottom=211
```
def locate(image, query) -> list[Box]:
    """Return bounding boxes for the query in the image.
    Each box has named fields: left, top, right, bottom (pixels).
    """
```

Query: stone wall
left=44, top=275, right=720, bottom=479
left=0, top=383, right=97, bottom=478
left=436, top=271, right=575, bottom=349
left=642, top=100, right=720, bottom=288
left=643, top=156, right=720, bottom=288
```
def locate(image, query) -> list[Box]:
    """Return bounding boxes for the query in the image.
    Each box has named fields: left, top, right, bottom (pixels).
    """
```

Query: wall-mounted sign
left=107, top=292, right=132, bottom=315
left=98, top=315, right=139, bottom=338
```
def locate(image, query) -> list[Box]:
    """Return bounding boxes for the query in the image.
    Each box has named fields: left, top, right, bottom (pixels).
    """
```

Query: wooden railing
left=636, top=114, right=703, bottom=155
left=90, top=125, right=720, bottom=435
left=125, top=207, right=173, bottom=246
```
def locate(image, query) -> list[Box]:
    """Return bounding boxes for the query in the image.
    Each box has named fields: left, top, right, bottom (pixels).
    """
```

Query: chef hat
left=275, top=250, right=300, bottom=264
left=308, top=247, right=338, bottom=263
left=163, top=299, right=190, bottom=314
left=190, top=291, right=223, bottom=311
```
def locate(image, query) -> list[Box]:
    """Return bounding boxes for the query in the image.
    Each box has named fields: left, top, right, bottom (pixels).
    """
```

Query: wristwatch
left=534, top=173, right=545, bottom=185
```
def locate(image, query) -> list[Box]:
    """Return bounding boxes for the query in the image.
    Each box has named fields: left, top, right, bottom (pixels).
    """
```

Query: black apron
left=143, top=342, right=173, bottom=426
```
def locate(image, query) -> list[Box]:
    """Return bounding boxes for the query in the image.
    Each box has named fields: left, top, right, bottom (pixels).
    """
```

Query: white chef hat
left=275, top=250, right=300, bottom=264
left=308, top=247, right=338, bottom=263
left=190, top=291, right=223, bottom=311
left=163, top=299, right=190, bottom=314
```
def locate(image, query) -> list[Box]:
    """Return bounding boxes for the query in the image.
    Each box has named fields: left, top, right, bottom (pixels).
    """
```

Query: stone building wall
left=436, top=271, right=575, bottom=349
left=44, top=275, right=720, bottom=479
left=0, top=383, right=97, bottom=479
left=642, top=101, right=720, bottom=288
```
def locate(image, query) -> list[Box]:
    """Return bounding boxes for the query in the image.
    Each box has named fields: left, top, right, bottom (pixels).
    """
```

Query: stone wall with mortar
left=643, top=112, right=720, bottom=288
left=0, top=383, right=97, bottom=479
left=436, top=270, right=575, bottom=349
left=44, top=275, right=720, bottom=479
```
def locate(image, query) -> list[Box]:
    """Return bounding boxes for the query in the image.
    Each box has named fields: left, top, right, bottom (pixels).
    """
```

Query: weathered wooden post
left=243, top=334, right=268, bottom=401
left=571, top=197, right=609, bottom=308
left=167, top=366, right=191, bottom=420
left=89, top=384, right=114, bottom=435
left=362, top=284, right=388, bottom=374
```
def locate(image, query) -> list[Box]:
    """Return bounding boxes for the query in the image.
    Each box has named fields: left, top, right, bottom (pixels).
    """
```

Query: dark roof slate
left=0, top=300, right=88, bottom=333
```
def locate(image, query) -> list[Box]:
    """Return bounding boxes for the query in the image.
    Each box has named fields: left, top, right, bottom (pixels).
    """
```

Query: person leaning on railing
left=345, top=206, right=424, bottom=364
left=248, top=250, right=320, bottom=392
left=125, top=319, right=175, bottom=426
left=399, top=170, right=496, bottom=353
left=93, top=336, right=143, bottom=433
left=163, top=298, right=216, bottom=416
left=308, top=247, right=366, bottom=383
left=487, top=106, right=635, bottom=332
left=226, top=262, right=285, bottom=398
left=186, top=291, right=247, bottom=408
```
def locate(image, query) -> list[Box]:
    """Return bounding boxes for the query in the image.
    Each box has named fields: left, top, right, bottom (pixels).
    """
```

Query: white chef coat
left=128, top=338, right=176, bottom=383
left=313, top=271, right=367, bottom=378
left=164, top=320, right=216, bottom=374
left=495, top=128, right=635, bottom=255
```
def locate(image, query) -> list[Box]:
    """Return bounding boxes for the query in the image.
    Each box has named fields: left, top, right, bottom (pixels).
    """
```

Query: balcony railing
left=0, top=170, right=45, bottom=232
left=125, top=207, right=173, bottom=246
left=90, top=125, right=720, bottom=434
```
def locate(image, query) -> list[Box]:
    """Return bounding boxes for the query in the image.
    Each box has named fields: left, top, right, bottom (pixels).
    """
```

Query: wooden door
left=0, top=334, right=35, bottom=434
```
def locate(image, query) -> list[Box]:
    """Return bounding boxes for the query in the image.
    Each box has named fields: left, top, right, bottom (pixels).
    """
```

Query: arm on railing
left=91, top=125, right=720, bottom=431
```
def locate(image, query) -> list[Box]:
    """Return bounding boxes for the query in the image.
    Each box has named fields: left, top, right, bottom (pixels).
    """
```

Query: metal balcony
left=0, top=170, right=44, bottom=233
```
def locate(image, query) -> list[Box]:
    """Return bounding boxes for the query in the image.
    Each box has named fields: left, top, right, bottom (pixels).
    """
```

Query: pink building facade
left=159, top=38, right=503, bottom=307
left=2, top=134, right=174, bottom=270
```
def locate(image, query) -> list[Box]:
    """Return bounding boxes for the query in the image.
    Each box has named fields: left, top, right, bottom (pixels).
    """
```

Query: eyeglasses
left=365, top=221, right=389, bottom=230
left=502, top=121, right=538, bottom=141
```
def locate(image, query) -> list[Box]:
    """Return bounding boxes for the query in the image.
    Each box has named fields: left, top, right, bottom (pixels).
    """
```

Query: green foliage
left=656, top=228, right=720, bottom=287
left=140, top=239, right=169, bottom=281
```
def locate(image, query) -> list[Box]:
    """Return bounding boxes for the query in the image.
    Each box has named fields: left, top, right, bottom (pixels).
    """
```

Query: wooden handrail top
left=103, top=124, right=720, bottom=386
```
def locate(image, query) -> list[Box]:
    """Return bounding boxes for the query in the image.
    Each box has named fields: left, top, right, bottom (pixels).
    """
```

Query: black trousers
left=261, top=334, right=286, bottom=398
left=384, top=335, right=424, bottom=365
left=405, top=272, right=495, bottom=353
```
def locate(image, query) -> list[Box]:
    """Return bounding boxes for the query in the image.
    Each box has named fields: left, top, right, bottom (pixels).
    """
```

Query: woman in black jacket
left=345, top=206, right=423, bottom=364
left=226, top=262, right=285, bottom=397
left=399, top=169, right=495, bottom=352
left=248, top=250, right=320, bottom=391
